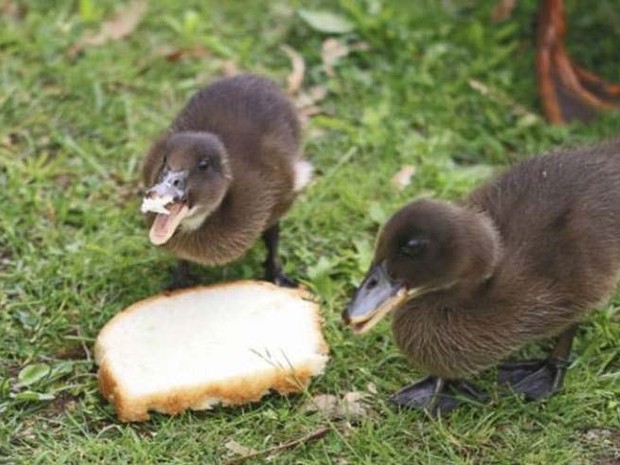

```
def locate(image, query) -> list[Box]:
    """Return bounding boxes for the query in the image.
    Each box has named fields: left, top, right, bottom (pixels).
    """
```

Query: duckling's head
left=344, top=199, right=500, bottom=334
left=143, top=132, right=232, bottom=245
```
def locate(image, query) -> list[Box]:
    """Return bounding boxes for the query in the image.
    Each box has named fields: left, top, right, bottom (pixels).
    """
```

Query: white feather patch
left=179, top=206, right=211, bottom=232
left=293, top=160, right=313, bottom=192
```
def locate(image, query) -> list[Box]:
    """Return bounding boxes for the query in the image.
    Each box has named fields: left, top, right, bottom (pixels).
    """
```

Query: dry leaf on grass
left=583, top=428, right=614, bottom=442
left=321, top=39, right=369, bottom=76
left=342, top=391, right=370, bottom=419
left=295, top=85, right=328, bottom=122
left=301, top=394, right=339, bottom=416
left=221, top=60, right=241, bottom=77
left=321, top=38, right=349, bottom=77
left=2, top=0, right=26, bottom=21
left=391, top=165, right=416, bottom=190
left=296, top=85, right=327, bottom=109
left=156, top=45, right=211, bottom=62
left=281, top=44, right=305, bottom=95
left=83, top=0, right=147, bottom=45
left=224, top=440, right=258, bottom=457
left=301, top=391, right=370, bottom=421
left=491, top=0, right=518, bottom=23
left=69, top=0, right=147, bottom=57
left=307, top=127, right=327, bottom=140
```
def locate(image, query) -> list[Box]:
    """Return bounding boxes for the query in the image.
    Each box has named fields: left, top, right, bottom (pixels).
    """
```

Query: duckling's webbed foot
left=262, top=223, right=297, bottom=288
left=498, top=358, right=568, bottom=400
left=498, top=325, right=577, bottom=400
left=389, top=376, right=487, bottom=415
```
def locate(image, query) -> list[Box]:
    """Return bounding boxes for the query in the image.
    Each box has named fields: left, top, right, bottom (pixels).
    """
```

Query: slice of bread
left=94, top=281, right=329, bottom=422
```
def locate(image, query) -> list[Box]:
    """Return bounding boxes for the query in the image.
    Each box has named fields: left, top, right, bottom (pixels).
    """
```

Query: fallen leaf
left=298, top=9, right=354, bottom=34
left=491, top=0, right=518, bottom=23
left=295, top=85, right=328, bottom=121
left=221, top=60, right=241, bottom=77
left=583, top=428, right=613, bottom=442
left=1, top=0, right=15, bottom=14
left=1, top=0, right=26, bottom=20
left=366, top=382, right=378, bottom=395
left=69, top=0, right=147, bottom=57
left=321, top=38, right=349, bottom=77
left=341, top=391, right=370, bottom=419
left=468, top=79, right=491, bottom=96
left=224, top=440, right=258, bottom=457
left=340, top=421, right=356, bottom=437
left=281, top=44, right=305, bottom=95
left=307, top=127, right=327, bottom=140
left=84, top=0, right=147, bottom=45
left=301, top=391, right=370, bottom=421
left=296, top=85, right=328, bottom=109
left=157, top=45, right=211, bottom=62
left=299, top=106, right=323, bottom=120
left=391, top=165, right=416, bottom=190
left=321, top=39, right=369, bottom=76
left=15, top=427, right=35, bottom=441
left=301, top=394, right=338, bottom=416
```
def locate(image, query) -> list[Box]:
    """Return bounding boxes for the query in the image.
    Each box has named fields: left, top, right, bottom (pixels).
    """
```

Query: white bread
left=140, top=193, right=173, bottom=215
left=94, top=281, right=329, bottom=422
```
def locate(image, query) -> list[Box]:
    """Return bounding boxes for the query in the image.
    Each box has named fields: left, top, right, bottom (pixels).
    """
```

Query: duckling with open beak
left=141, top=75, right=312, bottom=287
left=344, top=140, right=620, bottom=414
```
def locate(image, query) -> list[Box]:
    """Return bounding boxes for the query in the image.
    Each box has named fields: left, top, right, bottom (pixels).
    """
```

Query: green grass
left=1, top=0, right=619, bottom=463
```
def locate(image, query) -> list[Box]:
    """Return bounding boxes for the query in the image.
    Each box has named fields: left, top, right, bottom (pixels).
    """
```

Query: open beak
left=343, top=262, right=410, bottom=334
left=142, top=169, right=190, bottom=246
left=146, top=169, right=188, bottom=201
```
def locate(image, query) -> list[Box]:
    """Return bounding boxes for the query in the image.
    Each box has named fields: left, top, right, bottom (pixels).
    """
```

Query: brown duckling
left=141, top=74, right=312, bottom=286
left=344, top=140, right=620, bottom=413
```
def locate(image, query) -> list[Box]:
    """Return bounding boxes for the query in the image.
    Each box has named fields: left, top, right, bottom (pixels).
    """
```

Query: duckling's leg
left=167, top=260, right=200, bottom=290
left=262, top=223, right=296, bottom=287
left=498, top=325, right=578, bottom=399
left=390, top=376, right=487, bottom=415
left=537, top=0, right=620, bottom=124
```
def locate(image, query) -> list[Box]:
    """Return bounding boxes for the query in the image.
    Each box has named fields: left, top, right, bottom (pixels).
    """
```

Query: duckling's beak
left=142, top=169, right=190, bottom=246
left=147, top=169, right=188, bottom=201
left=343, top=262, right=410, bottom=334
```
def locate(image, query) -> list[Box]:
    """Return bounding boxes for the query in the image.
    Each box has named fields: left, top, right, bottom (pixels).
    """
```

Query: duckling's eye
left=400, top=239, right=428, bottom=259
left=198, top=159, right=210, bottom=171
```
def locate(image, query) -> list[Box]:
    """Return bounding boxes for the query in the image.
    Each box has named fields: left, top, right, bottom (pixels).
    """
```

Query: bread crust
left=95, top=281, right=329, bottom=422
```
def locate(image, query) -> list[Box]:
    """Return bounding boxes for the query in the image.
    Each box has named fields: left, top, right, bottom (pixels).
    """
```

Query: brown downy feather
left=142, top=75, right=305, bottom=265
left=390, top=140, right=620, bottom=379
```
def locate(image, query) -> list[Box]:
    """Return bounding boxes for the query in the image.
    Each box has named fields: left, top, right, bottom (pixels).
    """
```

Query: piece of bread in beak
left=94, top=281, right=329, bottom=422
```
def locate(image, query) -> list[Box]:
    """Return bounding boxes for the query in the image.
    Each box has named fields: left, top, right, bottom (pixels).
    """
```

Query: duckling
left=344, top=140, right=620, bottom=413
left=141, top=74, right=312, bottom=286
